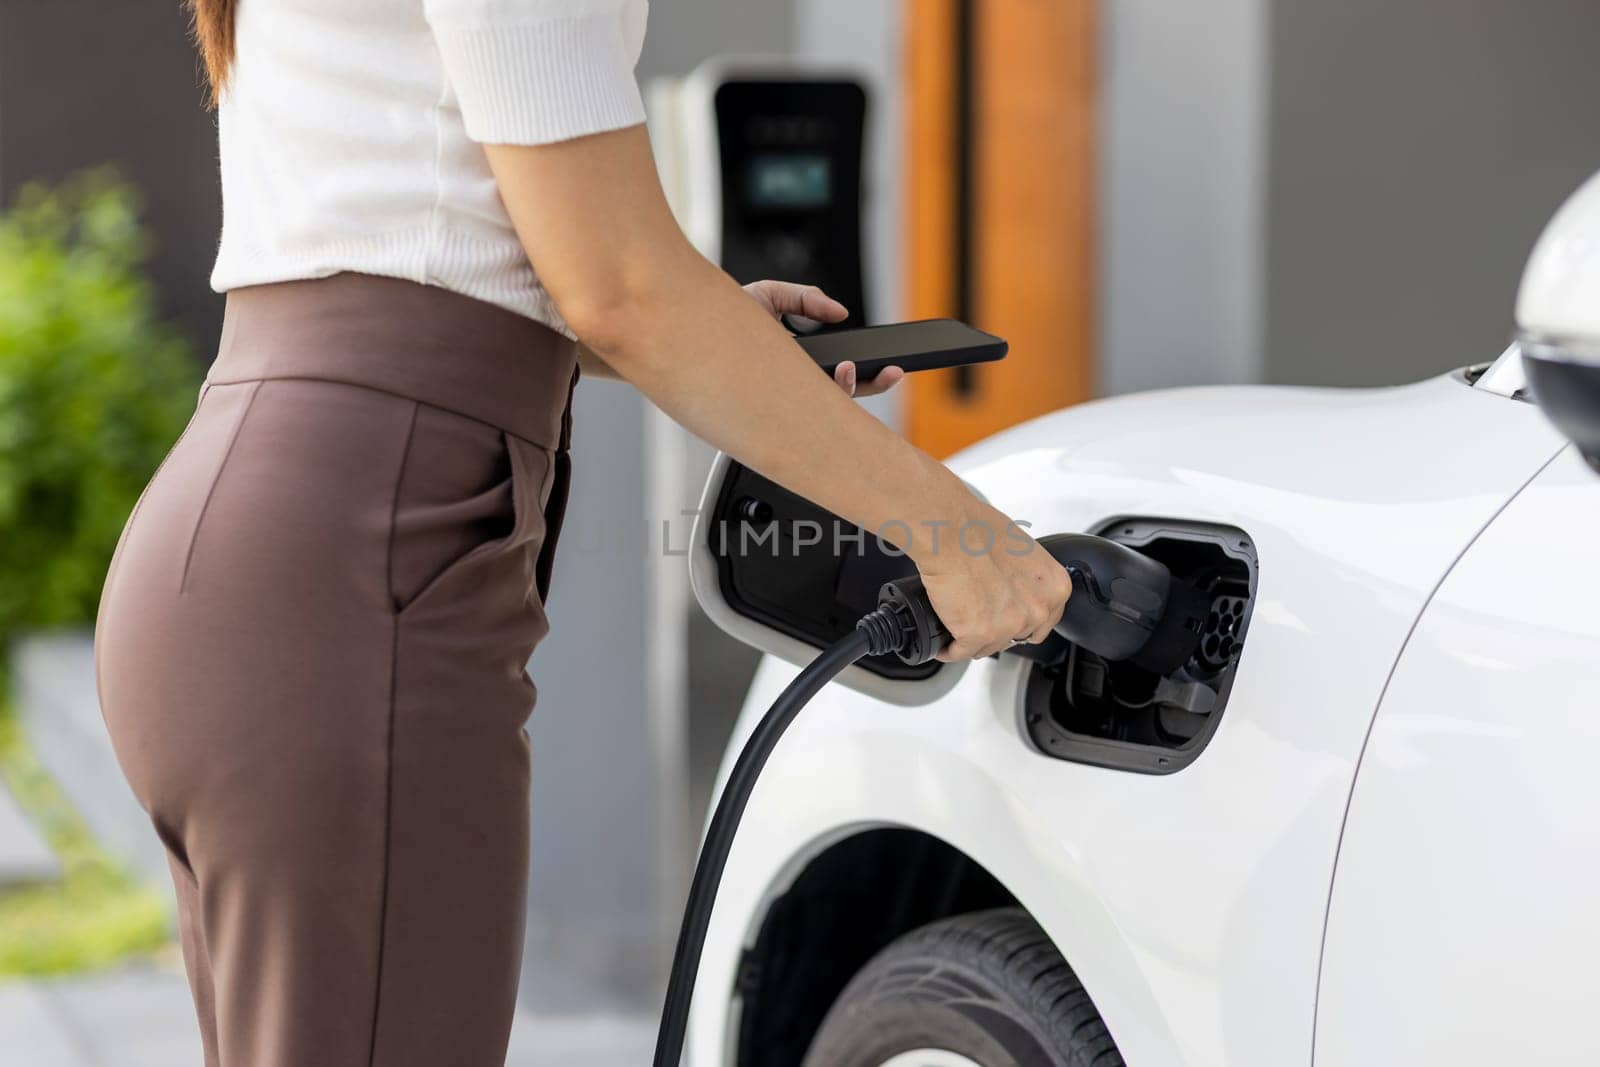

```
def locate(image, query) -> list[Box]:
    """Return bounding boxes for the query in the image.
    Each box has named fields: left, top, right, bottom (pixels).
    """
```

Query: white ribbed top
left=210, top=0, right=650, bottom=334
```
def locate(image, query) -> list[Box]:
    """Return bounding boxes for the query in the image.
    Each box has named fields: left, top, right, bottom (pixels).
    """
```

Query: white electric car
left=683, top=176, right=1600, bottom=1067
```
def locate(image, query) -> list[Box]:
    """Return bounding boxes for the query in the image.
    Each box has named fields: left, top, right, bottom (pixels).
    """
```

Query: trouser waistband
left=208, top=272, right=580, bottom=451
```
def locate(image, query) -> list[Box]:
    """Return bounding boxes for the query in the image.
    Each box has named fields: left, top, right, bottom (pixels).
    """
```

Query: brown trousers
left=93, top=273, right=580, bottom=1066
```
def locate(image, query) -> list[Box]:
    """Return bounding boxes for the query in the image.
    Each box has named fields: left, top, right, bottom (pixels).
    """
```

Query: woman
left=92, top=1, right=1072, bottom=1064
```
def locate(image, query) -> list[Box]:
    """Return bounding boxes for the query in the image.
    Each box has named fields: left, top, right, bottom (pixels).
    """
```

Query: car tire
left=800, top=908, right=1123, bottom=1067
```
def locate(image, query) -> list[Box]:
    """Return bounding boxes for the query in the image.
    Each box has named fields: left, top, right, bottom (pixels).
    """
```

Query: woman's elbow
left=552, top=248, right=711, bottom=363
left=557, top=288, right=650, bottom=358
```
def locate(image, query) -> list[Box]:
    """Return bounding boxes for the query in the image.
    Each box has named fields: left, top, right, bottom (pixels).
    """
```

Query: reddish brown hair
left=186, top=0, right=237, bottom=106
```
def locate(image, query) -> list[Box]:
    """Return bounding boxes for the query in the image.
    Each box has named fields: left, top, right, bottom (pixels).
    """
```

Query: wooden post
left=903, top=0, right=1097, bottom=458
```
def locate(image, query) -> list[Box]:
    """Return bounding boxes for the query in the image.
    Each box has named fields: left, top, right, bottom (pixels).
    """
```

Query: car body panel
left=689, top=373, right=1568, bottom=1066
left=1316, top=444, right=1600, bottom=1066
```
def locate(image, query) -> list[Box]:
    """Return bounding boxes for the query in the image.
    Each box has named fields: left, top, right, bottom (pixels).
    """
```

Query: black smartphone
left=794, top=319, right=1007, bottom=381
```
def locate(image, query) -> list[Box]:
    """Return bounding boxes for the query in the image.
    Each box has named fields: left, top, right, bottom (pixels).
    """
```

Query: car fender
left=691, top=372, right=1567, bottom=1067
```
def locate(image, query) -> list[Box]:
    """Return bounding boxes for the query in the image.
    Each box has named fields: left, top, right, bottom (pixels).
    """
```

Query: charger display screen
left=747, top=154, right=833, bottom=209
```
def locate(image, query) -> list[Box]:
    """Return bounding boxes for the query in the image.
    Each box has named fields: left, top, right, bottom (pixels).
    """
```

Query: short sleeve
left=424, top=0, right=647, bottom=145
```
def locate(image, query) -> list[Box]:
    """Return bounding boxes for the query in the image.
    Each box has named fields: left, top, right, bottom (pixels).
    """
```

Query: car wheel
left=800, top=908, right=1122, bottom=1067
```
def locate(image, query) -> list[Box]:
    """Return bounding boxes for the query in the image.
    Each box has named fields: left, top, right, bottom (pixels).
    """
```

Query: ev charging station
left=650, top=59, right=872, bottom=323
left=640, top=58, right=880, bottom=932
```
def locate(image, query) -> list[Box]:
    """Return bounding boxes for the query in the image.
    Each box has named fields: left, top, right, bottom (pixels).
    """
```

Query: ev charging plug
left=875, top=532, right=1208, bottom=672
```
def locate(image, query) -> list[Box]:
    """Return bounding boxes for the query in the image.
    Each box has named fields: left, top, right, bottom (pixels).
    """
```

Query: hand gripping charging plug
left=873, top=533, right=1211, bottom=673
left=653, top=532, right=1204, bottom=1065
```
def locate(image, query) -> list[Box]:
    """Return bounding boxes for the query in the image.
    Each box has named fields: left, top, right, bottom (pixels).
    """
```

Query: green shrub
left=0, top=168, right=199, bottom=644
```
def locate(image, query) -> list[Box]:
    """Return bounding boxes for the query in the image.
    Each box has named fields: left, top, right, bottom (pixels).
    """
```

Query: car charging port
left=1023, top=520, right=1257, bottom=774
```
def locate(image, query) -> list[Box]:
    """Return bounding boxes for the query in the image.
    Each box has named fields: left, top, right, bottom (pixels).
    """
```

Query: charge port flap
left=689, top=452, right=969, bottom=707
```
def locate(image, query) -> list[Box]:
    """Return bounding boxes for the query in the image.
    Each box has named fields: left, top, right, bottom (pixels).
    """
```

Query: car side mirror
left=1522, top=340, right=1600, bottom=474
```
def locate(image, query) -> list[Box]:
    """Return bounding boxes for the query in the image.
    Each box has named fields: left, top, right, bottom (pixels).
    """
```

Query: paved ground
left=0, top=780, right=57, bottom=884
left=0, top=962, right=656, bottom=1067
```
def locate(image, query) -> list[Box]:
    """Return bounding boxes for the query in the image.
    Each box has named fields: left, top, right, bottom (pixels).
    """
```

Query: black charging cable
left=653, top=532, right=1192, bottom=1064
left=652, top=599, right=927, bottom=1066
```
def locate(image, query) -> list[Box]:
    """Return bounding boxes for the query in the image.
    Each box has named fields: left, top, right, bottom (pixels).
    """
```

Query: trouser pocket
left=391, top=403, right=555, bottom=618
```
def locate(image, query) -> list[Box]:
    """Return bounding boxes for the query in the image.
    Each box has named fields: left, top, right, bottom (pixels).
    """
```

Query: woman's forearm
left=484, top=126, right=1067, bottom=658
left=484, top=128, right=987, bottom=565
left=582, top=252, right=982, bottom=560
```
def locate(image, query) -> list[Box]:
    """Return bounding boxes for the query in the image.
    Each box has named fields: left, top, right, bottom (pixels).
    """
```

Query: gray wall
left=635, top=0, right=791, bottom=81
left=1100, top=0, right=1600, bottom=395
left=0, top=2, right=223, bottom=350
left=1099, top=0, right=1270, bottom=394
left=1264, top=0, right=1600, bottom=386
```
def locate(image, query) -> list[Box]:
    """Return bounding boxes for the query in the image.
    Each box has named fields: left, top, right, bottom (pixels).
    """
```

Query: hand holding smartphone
left=794, top=319, right=1007, bottom=383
